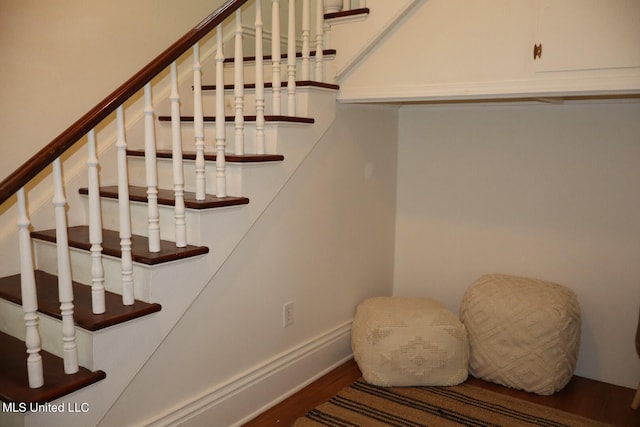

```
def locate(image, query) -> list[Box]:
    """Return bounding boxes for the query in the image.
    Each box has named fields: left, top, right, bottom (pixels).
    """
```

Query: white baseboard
left=145, top=321, right=353, bottom=427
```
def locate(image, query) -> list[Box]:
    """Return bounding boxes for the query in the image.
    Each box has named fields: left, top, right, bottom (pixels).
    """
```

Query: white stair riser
left=33, top=241, right=154, bottom=302
left=78, top=197, right=207, bottom=245
left=127, top=157, right=253, bottom=197
left=221, top=59, right=330, bottom=85
left=179, top=89, right=289, bottom=117
left=126, top=117, right=280, bottom=156
left=189, top=86, right=316, bottom=118
left=162, top=118, right=315, bottom=155
left=79, top=194, right=254, bottom=247
left=161, top=121, right=291, bottom=155
left=0, top=299, right=94, bottom=368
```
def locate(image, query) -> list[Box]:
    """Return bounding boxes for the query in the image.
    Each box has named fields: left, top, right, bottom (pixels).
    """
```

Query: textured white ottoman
left=460, top=274, right=581, bottom=395
left=351, top=297, right=469, bottom=387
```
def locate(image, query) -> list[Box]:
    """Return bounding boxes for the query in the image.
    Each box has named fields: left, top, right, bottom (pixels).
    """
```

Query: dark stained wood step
left=31, top=225, right=209, bottom=266
left=126, top=149, right=284, bottom=163
left=223, top=49, right=336, bottom=63
left=0, top=331, right=106, bottom=404
left=201, top=80, right=340, bottom=91
left=157, top=115, right=315, bottom=124
left=0, top=271, right=161, bottom=332
left=79, top=186, right=250, bottom=210
left=325, top=7, right=370, bottom=20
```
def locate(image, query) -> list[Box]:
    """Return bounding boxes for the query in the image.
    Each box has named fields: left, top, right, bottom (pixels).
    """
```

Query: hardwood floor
left=243, top=359, right=640, bottom=426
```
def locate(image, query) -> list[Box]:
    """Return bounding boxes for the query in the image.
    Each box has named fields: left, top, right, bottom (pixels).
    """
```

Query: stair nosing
left=31, top=225, right=210, bottom=266
left=200, top=80, right=340, bottom=91
left=126, top=150, right=285, bottom=163
left=324, top=7, right=370, bottom=20
left=0, top=270, right=161, bottom=332
left=157, top=115, right=315, bottom=124
left=78, top=186, right=250, bottom=211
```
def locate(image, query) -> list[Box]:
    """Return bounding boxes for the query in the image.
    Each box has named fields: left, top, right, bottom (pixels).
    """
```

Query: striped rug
left=293, top=379, right=611, bottom=427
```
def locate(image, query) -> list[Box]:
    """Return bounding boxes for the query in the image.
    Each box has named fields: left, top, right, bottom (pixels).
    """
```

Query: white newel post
left=87, top=129, right=106, bottom=314
left=315, top=0, right=325, bottom=82
left=302, top=0, right=311, bottom=80
left=52, top=158, right=79, bottom=374
left=287, top=0, right=297, bottom=116
left=272, top=0, right=282, bottom=115
left=116, top=106, right=135, bottom=306
left=215, top=26, right=227, bottom=197
left=193, top=43, right=206, bottom=201
left=17, top=188, right=44, bottom=388
left=170, top=62, right=187, bottom=248
left=255, top=0, right=266, bottom=154
left=234, top=10, right=246, bottom=155
left=144, top=83, right=161, bottom=252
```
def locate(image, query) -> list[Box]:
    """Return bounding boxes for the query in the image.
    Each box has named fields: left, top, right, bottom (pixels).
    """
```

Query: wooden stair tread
left=0, top=331, right=106, bottom=404
left=158, top=115, right=315, bottom=124
left=0, top=271, right=161, bottom=332
left=324, top=7, right=370, bottom=20
left=201, top=80, right=340, bottom=91
left=79, top=186, right=250, bottom=210
left=126, top=149, right=284, bottom=163
left=31, top=225, right=209, bottom=265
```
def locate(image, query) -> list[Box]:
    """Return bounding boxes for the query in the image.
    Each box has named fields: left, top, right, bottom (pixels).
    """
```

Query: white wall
left=0, top=0, right=226, bottom=183
left=393, top=100, right=640, bottom=389
left=99, top=104, right=398, bottom=426
left=338, top=0, right=640, bottom=102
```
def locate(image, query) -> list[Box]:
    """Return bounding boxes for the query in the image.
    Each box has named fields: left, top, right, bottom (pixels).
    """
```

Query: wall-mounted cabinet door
left=534, top=0, right=640, bottom=72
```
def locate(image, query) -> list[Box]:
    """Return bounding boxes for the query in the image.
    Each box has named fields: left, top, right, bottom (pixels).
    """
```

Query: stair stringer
left=20, top=89, right=337, bottom=427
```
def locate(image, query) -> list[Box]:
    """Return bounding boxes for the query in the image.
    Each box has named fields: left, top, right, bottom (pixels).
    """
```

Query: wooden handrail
left=0, top=0, right=249, bottom=206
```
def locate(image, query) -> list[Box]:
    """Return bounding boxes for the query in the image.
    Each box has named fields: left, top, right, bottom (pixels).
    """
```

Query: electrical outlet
left=283, top=302, right=294, bottom=327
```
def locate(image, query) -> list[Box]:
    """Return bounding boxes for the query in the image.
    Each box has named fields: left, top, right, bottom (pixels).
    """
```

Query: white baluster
left=170, top=62, right=187, bottom=248
left=115, top=106, right=134, bottom=306
left=323, top=12, right=333, bottom=49
left=234, top=10, right=245, bottom=155
left=359, top=0, right=366, bottom=8
left=52, top=158, right=78, bottom=374
left=215, top=26, right=227, bottom=197
left=315, top=0, right=325, bottom=82
left=301, top=0, right=310, bottom=81
left=255, top=0, right=266, bottom=154
left=287, top=0, right=297, bottom=116
left=272, top=0, right=282, bottom=115
left=17, top=188, right=44, bottom=388
left=343, top=0, right=350, bottom=11
left=324, top=0, right=342, bottom=14
left=87, top=129, right=105, bottom=314
left=144, top=83, right=161, bottom=252
left=193, top=43, right=206, bottom=201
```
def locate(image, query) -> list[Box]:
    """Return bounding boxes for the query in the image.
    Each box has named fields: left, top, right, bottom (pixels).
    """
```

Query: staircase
left=0, top=1, right=372, bottom=426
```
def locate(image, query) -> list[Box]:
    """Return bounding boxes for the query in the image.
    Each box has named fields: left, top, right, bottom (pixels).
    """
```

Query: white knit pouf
left=351, top=297, right=469, bottom=387
left=460, top=274, right=581, bottom=395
